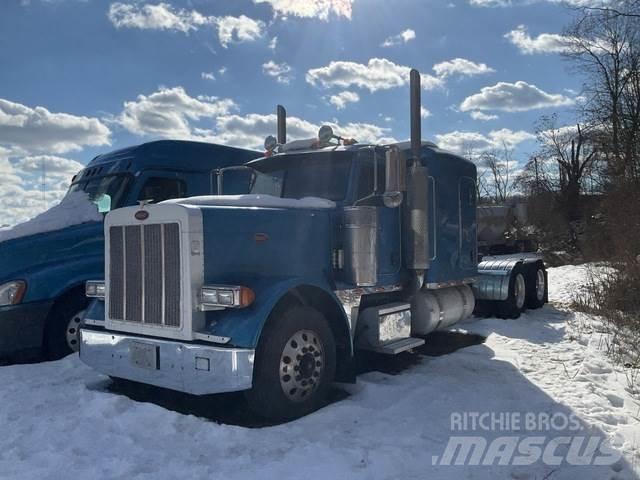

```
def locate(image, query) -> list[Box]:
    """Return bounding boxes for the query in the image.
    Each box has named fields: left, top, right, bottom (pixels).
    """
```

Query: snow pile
left=0, top=191, right=102, bottom=243
left=547, top=264, right=599, bottom=306
left=162, top=194, right=336, bottom=209
left=0, top=265, right=638, bottom=479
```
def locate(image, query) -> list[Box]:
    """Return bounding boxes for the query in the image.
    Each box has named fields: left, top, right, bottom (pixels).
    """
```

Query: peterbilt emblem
left=135, top=210, right=149, bottom=221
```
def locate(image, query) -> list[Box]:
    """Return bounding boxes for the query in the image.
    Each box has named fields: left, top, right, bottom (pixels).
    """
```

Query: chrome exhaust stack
left=405, top=69, right=430, bottom=278
left=277, top=105, right=287, bottom=145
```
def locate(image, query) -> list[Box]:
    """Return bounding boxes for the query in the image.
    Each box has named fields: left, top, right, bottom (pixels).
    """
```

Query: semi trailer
left=79, top=71, right=548, bottom=420
left=0, top=141, right=259, bottom=362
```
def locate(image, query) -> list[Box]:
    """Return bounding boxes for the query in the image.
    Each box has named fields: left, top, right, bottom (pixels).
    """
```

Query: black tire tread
left=245, top=305, right=336, bottom=421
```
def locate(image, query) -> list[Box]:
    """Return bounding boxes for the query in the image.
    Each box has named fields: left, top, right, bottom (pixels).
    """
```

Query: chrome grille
left=109, top=223, right=181, bottom=327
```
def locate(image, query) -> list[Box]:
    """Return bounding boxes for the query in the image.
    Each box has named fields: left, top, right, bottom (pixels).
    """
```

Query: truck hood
left=0, top=220, right=104, bottom=282
left=197, top=199, right=336, bottom=285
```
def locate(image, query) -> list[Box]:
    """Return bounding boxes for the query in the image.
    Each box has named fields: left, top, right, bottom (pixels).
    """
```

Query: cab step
left=364, top=337, right=425, bottom=355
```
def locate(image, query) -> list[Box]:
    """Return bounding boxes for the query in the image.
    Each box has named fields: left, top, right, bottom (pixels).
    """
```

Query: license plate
left=130, top=342, right=159, bottom=370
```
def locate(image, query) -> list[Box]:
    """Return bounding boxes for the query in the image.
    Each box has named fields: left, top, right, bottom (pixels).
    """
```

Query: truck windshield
left=67, top=174, right=131, bottom=213
left=249, top=154, right=352, bottom=201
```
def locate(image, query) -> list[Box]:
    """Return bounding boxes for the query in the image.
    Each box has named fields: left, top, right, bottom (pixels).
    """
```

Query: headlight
left=85, top=280, right=105, bottom=299
left=200, top=285, right=255, bottom=310
left=0, top=281, right=27, bottom=306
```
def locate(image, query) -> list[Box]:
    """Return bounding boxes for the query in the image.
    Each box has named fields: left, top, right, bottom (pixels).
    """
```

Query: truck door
left=458, top=177, right=477, bottom=269
left=353, top=151, right=401, bottom=278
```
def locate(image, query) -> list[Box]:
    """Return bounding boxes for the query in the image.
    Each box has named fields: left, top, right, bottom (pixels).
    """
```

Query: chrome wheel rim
left=279, top=329, right=324, bottom=402
left=535, top=269, right=545, bottom=301
left=515, top=274, right=526, bottom=310
left=66, top=310, right=85, bottom=352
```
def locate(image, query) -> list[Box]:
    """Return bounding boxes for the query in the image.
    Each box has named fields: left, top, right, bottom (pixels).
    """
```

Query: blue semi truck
left=79, top=71, right=548, bottom=420
left=0, top=141, right=259, bottom=362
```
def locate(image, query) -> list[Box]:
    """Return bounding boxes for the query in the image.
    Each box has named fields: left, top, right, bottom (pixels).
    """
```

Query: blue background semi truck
left=0, top=140, right=259, bottom=361
left=79, top=71, right=549, bottom=421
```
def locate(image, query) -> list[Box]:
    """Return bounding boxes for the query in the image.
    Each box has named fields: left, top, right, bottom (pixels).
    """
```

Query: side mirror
left=383, top=147, right=406, bottom=208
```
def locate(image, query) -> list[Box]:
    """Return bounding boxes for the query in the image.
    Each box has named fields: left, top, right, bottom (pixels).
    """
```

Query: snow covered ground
left=0, top=265, right=638, bottom=479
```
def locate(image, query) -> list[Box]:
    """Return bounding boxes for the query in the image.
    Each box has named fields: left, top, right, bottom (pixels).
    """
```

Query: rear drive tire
left=45, top=293, right=88, bottom=360
left=245, top=305, right=336, bottom=421
left=497, top=265, right=527, bottom=319
left=525, top=262, right=547, bottom=310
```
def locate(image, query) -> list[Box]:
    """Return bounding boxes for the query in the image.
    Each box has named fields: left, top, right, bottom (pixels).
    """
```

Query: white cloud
left=0, top=98, right=111, bottom=155
left=432, top=58, right=495, bottom=78
left=460, top=81, right=575, bottom=112
left=253, top=0, right=354, bottom=20
left=268, top=36, right=278, bottom=50
left=504, top=25, right=572, bottom=54
left=470, top=111, right=499, bottom=121
left=108, top=4, right=264, bottom=48
left=470, top=0, right=608, bottom=6
left=0, top=147, right=85, bottom=227
left=118, top=86, right=236, bottom=138
left=262, top=61, right=294, bottom=84
left=115, top=87, right=392, bottom=151
left=306, top=58, right=443, bottom=92
left=381, top=29, right=416, bottom=47
left=212, top=113, right=395, bottom=149
left=421, top=106, right=431, bottom=118
left=435, top=128, right=535, bottom=154
left=201, top=72, right=216, bottom=81
left=329, top=91, right=360, bottom=109
left=108, top=2, right=210, bottom=33
left=15, top=155, right=84, bottom=177
left=214, top=15, right=265, bottom=48
left=0, top=97, right=106, bottom=226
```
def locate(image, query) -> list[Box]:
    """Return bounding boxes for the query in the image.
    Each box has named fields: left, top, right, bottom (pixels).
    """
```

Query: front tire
left=45, top=293, right=88, bottom=360
left=245, top=306, right=336, bottom=421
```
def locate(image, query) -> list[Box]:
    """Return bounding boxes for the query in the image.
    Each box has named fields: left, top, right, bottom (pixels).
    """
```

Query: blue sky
left=0, top=0, right=585, bottom=225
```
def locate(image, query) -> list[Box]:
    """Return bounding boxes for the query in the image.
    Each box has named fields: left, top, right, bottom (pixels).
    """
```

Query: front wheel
left=245, top=306, right=336, bottom=421
left=45, top=294, right=88, bottom=360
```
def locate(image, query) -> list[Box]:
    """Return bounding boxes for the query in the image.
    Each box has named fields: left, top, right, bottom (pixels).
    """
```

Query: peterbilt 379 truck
left=79, top=71, right=548, bottom=420
left=0, top=141, right=258, bottom=362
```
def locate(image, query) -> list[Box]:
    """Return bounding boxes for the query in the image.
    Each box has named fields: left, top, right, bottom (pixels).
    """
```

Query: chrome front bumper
left=80, top=328, right=254, bottom=395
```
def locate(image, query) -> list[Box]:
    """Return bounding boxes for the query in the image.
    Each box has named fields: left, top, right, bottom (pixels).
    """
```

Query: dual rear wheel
left=497, top=262, right=547, bottom=319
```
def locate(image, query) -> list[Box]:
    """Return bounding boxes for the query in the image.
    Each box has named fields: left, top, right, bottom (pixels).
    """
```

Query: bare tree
left=583, top=1, right=640, bottom=19
left=535, top=115, right=599, bottom=221
left=564, top=7, right=640, bottom=179
left=479, top=143, right=516, bottom=203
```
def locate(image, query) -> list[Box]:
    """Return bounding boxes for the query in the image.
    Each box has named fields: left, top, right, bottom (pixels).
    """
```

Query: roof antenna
left=277, top=105, right=287, bottom=144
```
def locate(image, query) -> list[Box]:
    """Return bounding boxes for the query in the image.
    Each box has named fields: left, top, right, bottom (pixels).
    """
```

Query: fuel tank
left=410, top=284, right=475, bottom=335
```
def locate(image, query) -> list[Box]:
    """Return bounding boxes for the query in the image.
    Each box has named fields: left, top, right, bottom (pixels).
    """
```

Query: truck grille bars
left=108, top=223, right=182, bottom=328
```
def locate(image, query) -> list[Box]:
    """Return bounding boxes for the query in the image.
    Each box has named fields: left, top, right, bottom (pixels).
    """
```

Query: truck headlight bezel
left=85, top=280, right=105, bottom=299
left=200, top=285, right=255, bottom=310
left=0, top=280, right=27, bottom=306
